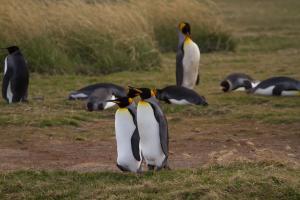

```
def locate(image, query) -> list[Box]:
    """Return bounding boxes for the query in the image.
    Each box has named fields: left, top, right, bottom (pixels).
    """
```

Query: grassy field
left=0, top=0, right=234, bottom=74
left=1, top=163, right=299, bottom=199
left=0, top=0, right=300, bottom=199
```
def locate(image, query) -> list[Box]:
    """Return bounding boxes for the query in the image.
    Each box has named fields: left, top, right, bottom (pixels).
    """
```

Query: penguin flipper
left=127, top=105, right=141, bottom=161
left=176, top=48, right=184, bottom=86
left=131, top=128, right=141, bottom=161
left=149, top=103, right=169, bottom=158
left=195, top=74, right=200, bottom=85
left=272, top=85, right=284, bottom=96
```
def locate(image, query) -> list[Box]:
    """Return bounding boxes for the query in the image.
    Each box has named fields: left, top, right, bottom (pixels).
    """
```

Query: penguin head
left=178, top=22, right=191, bottom=36
left=107, top=97, right=133, bottom=108
left=128, top=86, right=156, bottom=100
left=127, top=87, right=140, bottom=98
left=220, top=80, right=231, bottom=92
left=243, top=80, right=253, bottom=90
left=199, top=95, right=208, bottom=106
left=3, top=46, right=20, bottom=54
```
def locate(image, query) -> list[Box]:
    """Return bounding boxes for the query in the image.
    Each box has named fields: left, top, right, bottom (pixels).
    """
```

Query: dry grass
left=0, top=0, right=235, bottom=74
left=0, top=0, right=221, bottom=40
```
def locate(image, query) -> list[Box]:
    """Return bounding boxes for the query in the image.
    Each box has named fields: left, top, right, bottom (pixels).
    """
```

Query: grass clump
left=0, top=162, right=299, bottom=199
left=143, top=0, right=236, bottom=52
left=0, top=0, right=235, bottom=74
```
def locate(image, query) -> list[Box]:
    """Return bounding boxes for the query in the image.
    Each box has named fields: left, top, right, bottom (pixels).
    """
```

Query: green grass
left=0, top=162, right=299, bottom=199
left=154, top=24, right=236, bottom=53
left=0, top=0, right=300, bottom=199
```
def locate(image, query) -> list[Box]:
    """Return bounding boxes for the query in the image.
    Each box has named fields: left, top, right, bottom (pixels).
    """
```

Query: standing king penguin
left=108, top=97, right=142, bottom=173
left=176, top=22, right=200, bottom=89
left=129, top=86, right=169, bottom=171
left=2, top=46, right=29, bottom=103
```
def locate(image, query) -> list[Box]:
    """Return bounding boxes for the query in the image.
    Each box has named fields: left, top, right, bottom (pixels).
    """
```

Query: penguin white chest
left=169, top=99, right=191, bottom=105
left=104, top=95, right=116, bottom=109
left=137, top=101, right=165, bottom=166
left=182, top=41, right=200, bottom=89
left=4, top=57, right=8, bottom=74
left=115, top=109, right=141, bottom=172
left=254, top=86, right=275, bottom=96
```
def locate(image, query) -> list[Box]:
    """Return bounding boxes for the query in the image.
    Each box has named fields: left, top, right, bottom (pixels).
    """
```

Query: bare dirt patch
left=0, top=121, right=299, bottom=172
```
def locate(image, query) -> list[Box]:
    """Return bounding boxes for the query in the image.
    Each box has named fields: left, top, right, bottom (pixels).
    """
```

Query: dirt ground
left=0, top=119, right=299, bottom=172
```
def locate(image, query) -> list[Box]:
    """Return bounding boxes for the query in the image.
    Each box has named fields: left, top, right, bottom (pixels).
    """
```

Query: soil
left=0, top=120, right=299, bottom=172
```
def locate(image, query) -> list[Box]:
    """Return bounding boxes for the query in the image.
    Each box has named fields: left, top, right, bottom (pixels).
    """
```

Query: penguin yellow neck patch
left=117, top=108, right=128, bottom=112
left=139, top=101, right=149, bottom=106
left=184, top=36, right=192, bottom=45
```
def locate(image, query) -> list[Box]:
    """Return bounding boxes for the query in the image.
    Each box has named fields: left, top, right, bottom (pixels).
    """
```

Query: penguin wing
left=176, top=48, right=184, bottom=86
left=150, top=103, right=169, bottom=157
left=131, top=128, right=141, bottom=161
left=128, top=106, right=141, bottom=161
left=272, top=85, right=284, bottom=96
left=195, top=74, right=200, bottom=85
left=2, top=66, right=13, bottom=101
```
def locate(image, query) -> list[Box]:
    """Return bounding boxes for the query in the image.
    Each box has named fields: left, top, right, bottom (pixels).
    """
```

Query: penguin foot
left=147, top=164, right=155, bottom=171
left=116, top=164, right=130, bottom=172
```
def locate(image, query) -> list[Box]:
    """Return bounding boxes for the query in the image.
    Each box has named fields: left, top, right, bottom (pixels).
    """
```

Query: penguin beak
left=106, top=100, right=120, bottom=104
left=128, top=86, right=142, bottom=94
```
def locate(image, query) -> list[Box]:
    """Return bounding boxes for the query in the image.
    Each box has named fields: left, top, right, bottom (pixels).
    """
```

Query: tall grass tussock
left=0, top=0, right=236, bottom=74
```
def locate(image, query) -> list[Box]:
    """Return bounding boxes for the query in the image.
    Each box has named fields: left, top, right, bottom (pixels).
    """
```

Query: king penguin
left=2, top=46, right=29, bottom=103
left=107, top=96, right=142, bottom=173
left=129, top=86, right=169, bottom=171
left=155, top=85, right=208, bottom=106
left=220, top=73, right=260, bottom=92
left=176, top=22, right=200, bottom=89
left=250, top=76, right=300, bottom=96
left=68, top=83, right=126, bottom=101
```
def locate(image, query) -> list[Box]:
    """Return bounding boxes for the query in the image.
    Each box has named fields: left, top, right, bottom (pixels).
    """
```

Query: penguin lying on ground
left=2, top=46, right=29, bottom=103
left=176, top=22, right=200, bottom=89
left=129, top=86, right=169, bottom=171
left=107, top=96, right=142, bottom=173
left=250, top=76, right=300, bottom=96
left=155, top=85, right=208, bottom=106
left=68, top=83, right=126, bottom=111
left=220, top=73, right=259, bottom=92
left=68, top=83, right=126, bottom=100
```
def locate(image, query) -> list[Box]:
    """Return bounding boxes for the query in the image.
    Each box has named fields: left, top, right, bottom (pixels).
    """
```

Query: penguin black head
left=220, top=80, right=230, bottom=92
left=107, top=97, right=133, bottom=108
left=243, top=80, right=253, bottom=90
left=127, top=87, right=139, bottom=98
left=3, top=46, right=20, bottom=54
left=86, top=102, right=94, bottom=112
left=128, top=86, right=156, bottom=100
left=199, top=95, right=208, bottom=106
left=178, top=22, right=191, bottom=36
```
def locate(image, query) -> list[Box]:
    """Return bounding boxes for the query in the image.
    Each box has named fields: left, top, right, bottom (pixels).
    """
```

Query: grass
left=0, top=0, right=235, bottom=74
left=0, top=0, right=300, bottom=199
left=0, top=162, right=299, bottom=199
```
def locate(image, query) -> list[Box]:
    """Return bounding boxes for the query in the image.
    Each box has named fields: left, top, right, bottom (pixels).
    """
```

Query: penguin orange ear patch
left=151, top=89, right=157, bottom=97
left=179, top=22, right=185, bottom=30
